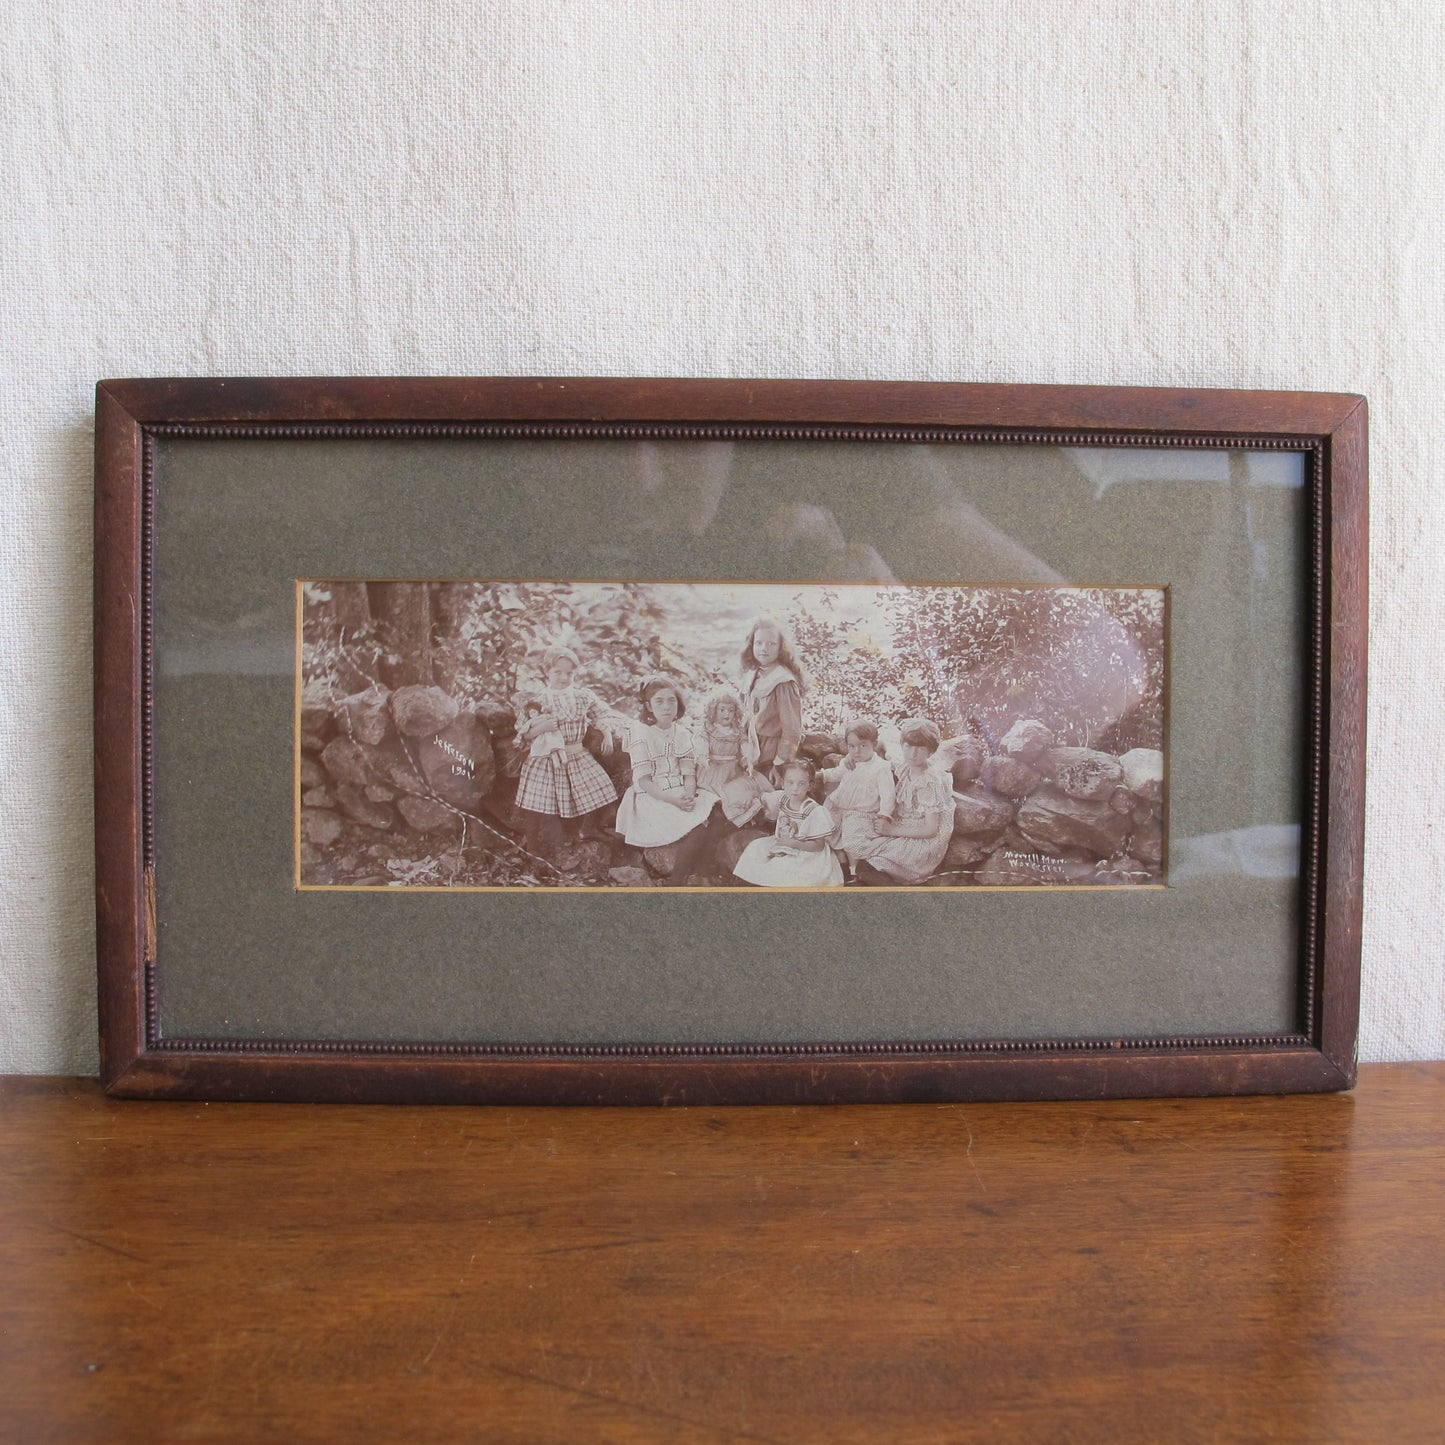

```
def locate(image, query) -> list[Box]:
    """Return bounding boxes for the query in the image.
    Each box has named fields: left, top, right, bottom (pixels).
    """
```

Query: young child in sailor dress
left=732, top=758, right=844, bottom=887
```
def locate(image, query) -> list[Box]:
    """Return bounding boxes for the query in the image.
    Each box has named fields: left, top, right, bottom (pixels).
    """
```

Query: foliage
left=787, top=588, right=904, bottom=734
left=302, top=581, right=718, bottom=720
left=434, top=581, right=700, bottom=713
left=787, top=586, right=1165, bottom=748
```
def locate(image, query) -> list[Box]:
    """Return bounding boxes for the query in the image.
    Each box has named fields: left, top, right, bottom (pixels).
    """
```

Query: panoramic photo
left=297, top=580, right=1166, bottom=890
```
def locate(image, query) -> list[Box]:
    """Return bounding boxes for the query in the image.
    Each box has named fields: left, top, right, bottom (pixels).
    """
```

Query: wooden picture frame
left=94, top=378, right=1366, bottom=1103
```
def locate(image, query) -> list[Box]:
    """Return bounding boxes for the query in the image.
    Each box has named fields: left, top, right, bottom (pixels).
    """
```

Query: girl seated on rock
left=732, top=758, right=844, bottom=888
left=615, top=676, right=721, bottom=883
left=850, top=718, right=953, bottom=885
left=818, top=720, right=896, bottom=870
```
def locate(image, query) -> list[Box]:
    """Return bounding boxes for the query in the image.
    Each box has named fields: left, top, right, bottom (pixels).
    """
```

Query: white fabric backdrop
left=2, top=0, right=1440, bottom=1071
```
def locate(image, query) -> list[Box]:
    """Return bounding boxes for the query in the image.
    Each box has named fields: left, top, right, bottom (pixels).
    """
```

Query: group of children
left=511, top=619, right=955, bottom=887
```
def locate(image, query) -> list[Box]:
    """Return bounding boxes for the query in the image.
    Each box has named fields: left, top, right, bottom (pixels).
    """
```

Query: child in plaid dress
left=514, top=646, right=625, bottom=856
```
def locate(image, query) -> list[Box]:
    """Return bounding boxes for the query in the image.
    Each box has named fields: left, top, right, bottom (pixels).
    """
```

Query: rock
left=333, top=784, right=396, bottom=830
left=301, top=787, right=334, bottom=808
left=801, top=731, right=845, bottom=763
left=481, top=788, right=527, bottom=836
left=392, top=685, right=460, bottom=738
left=1129, top=816, right=1164, bottom=868
left=952, top=786, right=1016, bottom=838
left=1120, top=748, right=1165, bottom=804
left=341, top=685, right=394, bottom=747
left=944, top=834, right=995, bottom=869
left=586, top=727, right=632, bottom=783
left=556, top=839, right=613, bottom=881
left=299, top=756, right=327, bottom=789
left=1045, top=747, right=1126, bottom=802
left=475, top=695, right=517, bottom=738
left=416, top=711, right=496, bottom=808
left=299, top=704, right=334, bottom=744
left=940, top=736, right=986, bottom=788
left=608, top=866, right=655, bottom=887
left=999, top=719, right=1054, bottom=766
left=921, top=869, right=970, bottom=887
left=980, top=755, right=1042, bottom=799
left=365, top=783, right=395, bottom=803
left=978, top=847, right=1100, bottom=887
left=301, top=808, right=343, bottom=846
left=320, top=738, right=371, bottom=788
left=374, top=738, right=427, bottom=794
left=397, top=795, right=456, bottom=832
left=1016, top=784, right=1131, bottom=858
left=713, top=826, right=770, bottom=874
left=1096, top=855, right=1155, bottom=885
left=988, top=823, right=1086, bottom=861
left=643, top=843, right=683, bottom=877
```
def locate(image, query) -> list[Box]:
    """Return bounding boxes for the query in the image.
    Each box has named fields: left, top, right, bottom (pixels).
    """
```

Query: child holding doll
left=699, top=686, right=769, bottom=828
left=513, top=645, right=624, bottom=856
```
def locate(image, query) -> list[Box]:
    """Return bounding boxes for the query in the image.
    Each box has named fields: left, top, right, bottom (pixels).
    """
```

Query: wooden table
left=2, top=1065, right=1442, bottom=1443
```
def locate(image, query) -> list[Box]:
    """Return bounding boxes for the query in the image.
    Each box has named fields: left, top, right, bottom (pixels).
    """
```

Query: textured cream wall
left=2, top=1, right=1440, bottom=1071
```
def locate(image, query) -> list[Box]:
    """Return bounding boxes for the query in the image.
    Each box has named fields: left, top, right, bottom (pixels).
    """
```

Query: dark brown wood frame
left=94, top=378, right=1367, bottom=1104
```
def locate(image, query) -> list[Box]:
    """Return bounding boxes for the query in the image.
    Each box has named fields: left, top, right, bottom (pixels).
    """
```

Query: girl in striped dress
left=614, top=677, right=720, bottom=850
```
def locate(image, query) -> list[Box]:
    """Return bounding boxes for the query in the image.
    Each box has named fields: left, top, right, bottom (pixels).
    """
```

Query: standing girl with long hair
left=738, top=617, right=805, bottom=788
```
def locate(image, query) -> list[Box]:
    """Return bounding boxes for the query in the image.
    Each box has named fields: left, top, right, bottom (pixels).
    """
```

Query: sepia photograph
left=297, top=580, right=1167, bottom=890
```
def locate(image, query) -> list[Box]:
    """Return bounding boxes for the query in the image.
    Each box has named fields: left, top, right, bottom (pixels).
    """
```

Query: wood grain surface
left=3, top=1063, right=1440, bottom=1443
left=97, top=375, right=1365, bottom=435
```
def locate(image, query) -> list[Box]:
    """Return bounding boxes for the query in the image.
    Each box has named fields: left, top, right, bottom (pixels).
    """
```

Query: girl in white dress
left=614, top=677, right=720, bottom=849
left=732, top=759, right=845, bottom=888
left=851, top=718, right=954, bottom=885
left=818, top=720, right=897, bottom=869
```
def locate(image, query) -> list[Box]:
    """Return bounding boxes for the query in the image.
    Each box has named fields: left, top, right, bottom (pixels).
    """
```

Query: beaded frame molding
left=94, top=378, right=1366, bottom=1104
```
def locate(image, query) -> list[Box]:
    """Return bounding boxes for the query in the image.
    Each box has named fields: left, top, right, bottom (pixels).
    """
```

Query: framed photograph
left=94, top=378, right=1365, bottom=1103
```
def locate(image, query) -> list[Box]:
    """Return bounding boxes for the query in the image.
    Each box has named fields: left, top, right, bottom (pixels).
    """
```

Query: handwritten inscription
left=432, top=734, right=476, bottom=779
